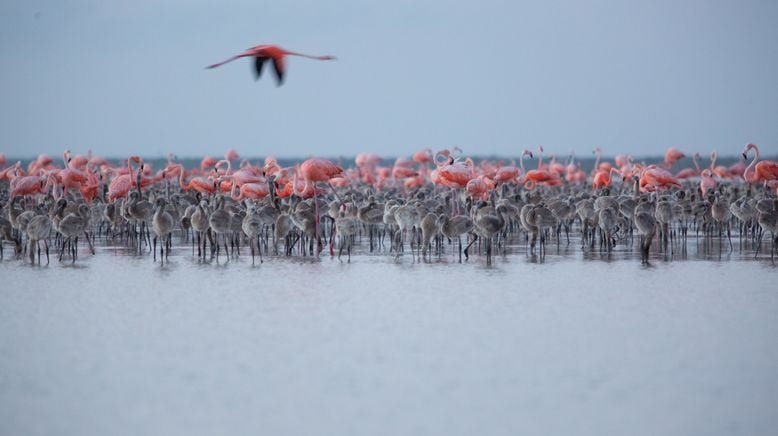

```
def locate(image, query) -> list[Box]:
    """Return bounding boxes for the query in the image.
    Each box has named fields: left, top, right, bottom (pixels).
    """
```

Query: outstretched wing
left=254, top=56, right=268, bottom=80
left=272, top=57, right=285, bottom=85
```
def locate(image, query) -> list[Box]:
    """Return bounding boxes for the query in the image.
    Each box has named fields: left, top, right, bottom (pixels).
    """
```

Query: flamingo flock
left=1, top=144, right=778, bottom=266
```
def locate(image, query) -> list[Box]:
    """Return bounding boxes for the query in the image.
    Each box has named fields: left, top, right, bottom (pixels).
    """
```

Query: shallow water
left=1, top=239, right=777, bottom=436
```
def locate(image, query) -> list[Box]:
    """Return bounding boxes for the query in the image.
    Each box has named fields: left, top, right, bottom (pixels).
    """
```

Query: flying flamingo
left=206, top=44, right=336, bottom=85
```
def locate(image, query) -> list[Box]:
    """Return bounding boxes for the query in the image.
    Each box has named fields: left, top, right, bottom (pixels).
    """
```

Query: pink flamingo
left=523, top=150, right=563, bottom=189
left=227, top=178, right=269, bottom=201
left=590, top=148, right=613, bottom=175
left=592, top=167, right=620, bottom=189
left=663, top=147, right=685, bottom=169
left=28, top=155, right=54, bottom=175
left=412, top=149, right=433, bottom=166
left=200, top=156, right=218, bottom=172
left=65, top=150, right=89, bottom=170
left=206, top=44, right=336, bottom=85
left=225, top=149, right=240, bottom=162
left=548, top=155, right=565, bottom=176
left=58, top=150, right=88, bottom=194
left=392, top=158, right=418, bottom=183
left=742, top=143, right=778, bottom=184
left=296, top=158, right=344, bottom=254
left=709, top=152, right=730, bottom=178
left=728, top=160, right=746, bottom=178
left=639, top=165, right=682, bottom=192
left=466, top=175, right=495, bottom=200
left=107, top=156, right=142, bottom=201
left=215, top=159, right=263, bottom=186
left=10, top=171, right=46, bottom=198
left=0, top=161, right=21, bottom=181
left=435, top=157, right=474, bottom=189
left=263, top=156, right=282, bottom=177
left=167, top=163, right=216, bottom=195
left=676, top=153, right=701, bottom=179
left=536, top=145, right=548, bottom=170
left=493, top=165, right=521, bottom=185
left=700, top=169, right=716, bottom=196
left=614, top=154, right=630, bottom=168
left=77, top=168, right=101, bottom=203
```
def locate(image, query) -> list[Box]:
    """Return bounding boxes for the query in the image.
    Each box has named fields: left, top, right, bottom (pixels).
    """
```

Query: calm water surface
left=1, top=242, right=777, bottom=436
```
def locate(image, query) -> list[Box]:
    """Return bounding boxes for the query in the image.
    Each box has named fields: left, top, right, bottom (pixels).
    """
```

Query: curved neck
left=537, top=147, right=543, bottom=169
left=693, top=154, right=700, bottom=172
left=710, top=152, right=717, bottom=170
left=216, top=159, right=231, bottom=175
left=293, top=168, right=304, bottom=196
left=434, top=150, right=451, bottom=167
left=176, top=164, right=190, bottom=190
left=743, top=146, right=759, bottom=182
left=230, top=181, right=242, bottom=202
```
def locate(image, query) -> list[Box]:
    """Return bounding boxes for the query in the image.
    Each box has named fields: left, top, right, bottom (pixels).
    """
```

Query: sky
left=1, top=0, right=776, bottom=159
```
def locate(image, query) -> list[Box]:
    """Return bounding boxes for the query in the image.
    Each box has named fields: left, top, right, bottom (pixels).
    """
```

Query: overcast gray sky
left=1, top=0, right=776, bottom=158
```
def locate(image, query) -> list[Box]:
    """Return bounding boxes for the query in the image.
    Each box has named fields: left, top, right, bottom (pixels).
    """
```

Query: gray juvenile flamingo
left=634, top=211, right=657, bottom=263
left=152, top=198, right=174, bottom=264
left=26, top=215, right=52, bottom=265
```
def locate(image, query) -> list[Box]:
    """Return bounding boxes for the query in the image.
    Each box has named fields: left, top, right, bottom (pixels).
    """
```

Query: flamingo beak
left=742, top=153, right=747, bottom=160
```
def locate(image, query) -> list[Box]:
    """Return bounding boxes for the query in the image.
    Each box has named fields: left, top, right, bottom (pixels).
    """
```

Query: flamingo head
left=742, top=143, right=757, bottom=157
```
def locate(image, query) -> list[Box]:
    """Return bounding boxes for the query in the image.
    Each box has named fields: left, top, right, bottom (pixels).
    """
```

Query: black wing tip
left=254, top=56, right=267, bottom=81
